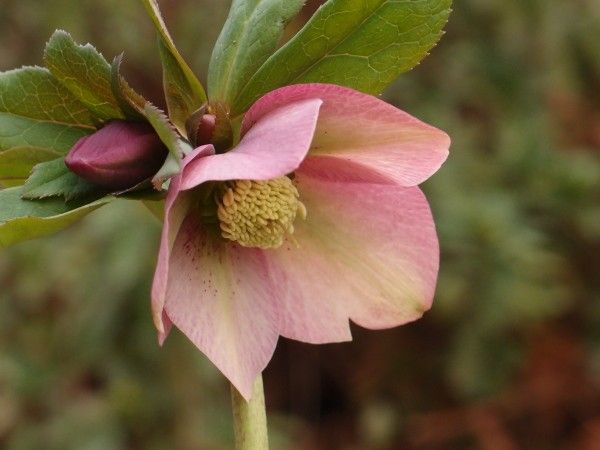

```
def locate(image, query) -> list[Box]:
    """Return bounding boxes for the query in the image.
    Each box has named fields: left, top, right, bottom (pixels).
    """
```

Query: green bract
left=0, top=187, right=111, bottom=248
left=208, top=0, right=304, bottom=107
left=143, top=104, right=193, bottom=186
left=44, top=30, right=125, bottom=121
left=140, top=0, right=207, bottom=135
left=110, top=55, right=149, bottom=122
left=0, top=67, right=95, bottom=186
left=232, top=0, right=453, bottom=116
left=22, top=158, right=100, bottom=201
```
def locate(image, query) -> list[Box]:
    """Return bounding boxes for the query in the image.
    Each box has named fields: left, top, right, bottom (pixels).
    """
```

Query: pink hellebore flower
left=152, top=84, right=450, bottom=399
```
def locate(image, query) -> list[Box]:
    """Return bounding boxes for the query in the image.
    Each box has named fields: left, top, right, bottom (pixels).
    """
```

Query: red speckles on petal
left=158, top=214, right=279, bottom=399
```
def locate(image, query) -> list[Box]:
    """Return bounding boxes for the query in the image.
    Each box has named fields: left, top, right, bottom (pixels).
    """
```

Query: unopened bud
left=65, top=121, right=168, bottom=190
left=195, top=114, right=217, bottom=145
left=186, top=104, right=216, bottom=147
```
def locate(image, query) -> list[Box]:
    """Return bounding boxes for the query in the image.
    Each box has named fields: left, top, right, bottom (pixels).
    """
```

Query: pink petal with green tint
left=180, top=98, right=322, bottom=191
left=266, top=161, right=440, bottom=342
left=163, top=214, right=279, bottom=400
left=243, top=83, right=450, bottom=186
left=151, top=145, right=214, bottom=340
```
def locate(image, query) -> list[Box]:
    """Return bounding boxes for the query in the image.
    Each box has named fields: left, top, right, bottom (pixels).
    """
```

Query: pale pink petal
left=243, top=83, right=450, bottom=187
left=180, top=98, right=322, bottom=191
left=163, top=214, right=279, bottom=399
left=151, top=145, right=214, bottom=341
left=264, top=162, right=439, bottom=342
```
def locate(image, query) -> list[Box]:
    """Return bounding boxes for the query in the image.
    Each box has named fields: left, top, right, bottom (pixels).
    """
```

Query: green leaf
left=0, top=66, right=96, bottom=183
left=142, top=104, right=192, bottom=187
left=233, top=0, right=453, bottom=116
left=110, top=54, right=149, bottom=122
left=44, top=30, right=124, bottom=121
left=140, top=0, right=207, bottom=133
left=157, top=40, right=204, bottom=136
left=0, top=148, right=59, bottom=185
left=208, top=0, right=304, bottom=106
left=143, top=104, right=189, bottom=158
left=22, top=158, right=102, bottom=201
left=0, top=186, right=111, bottom=248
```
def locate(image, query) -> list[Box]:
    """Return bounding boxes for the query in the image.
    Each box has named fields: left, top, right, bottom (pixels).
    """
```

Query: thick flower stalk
left=152, top=83, right=450, bottom=400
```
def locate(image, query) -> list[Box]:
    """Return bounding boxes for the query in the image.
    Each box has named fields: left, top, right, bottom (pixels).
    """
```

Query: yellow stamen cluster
left=216, top=177, right=306, bottom=249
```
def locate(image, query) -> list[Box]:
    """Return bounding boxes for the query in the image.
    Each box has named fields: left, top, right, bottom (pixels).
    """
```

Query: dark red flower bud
left=65, top=121, right=168, bottom=190
left=195, top=114, right=217, bottom=146
left=185, top=104, right=217, bottom=147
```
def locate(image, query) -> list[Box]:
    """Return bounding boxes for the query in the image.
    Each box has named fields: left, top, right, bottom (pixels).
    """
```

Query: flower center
left=215, top=177, right=306, bottom=249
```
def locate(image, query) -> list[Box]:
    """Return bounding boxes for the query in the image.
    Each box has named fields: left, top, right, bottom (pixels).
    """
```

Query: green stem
left=231, top=376, right=269, bottom=450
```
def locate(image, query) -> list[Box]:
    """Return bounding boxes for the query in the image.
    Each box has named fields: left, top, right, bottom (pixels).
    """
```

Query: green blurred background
left=1, top=0, right=599, bottom=448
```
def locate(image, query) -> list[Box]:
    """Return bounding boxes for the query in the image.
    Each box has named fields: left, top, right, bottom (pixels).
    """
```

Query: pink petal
left=180, top=98, right=322, bottom=191
left=243, top=84, right=450, bottom=187
left=265, top=162, right=439, bottom=342
left=151, top=145, right=215, bottom=341
left=163, top=214, right=279, bottom=400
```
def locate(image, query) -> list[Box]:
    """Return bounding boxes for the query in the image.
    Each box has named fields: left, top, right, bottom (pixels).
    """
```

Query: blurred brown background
left=1, top=0, right=599, bottom=449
